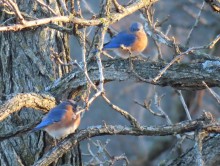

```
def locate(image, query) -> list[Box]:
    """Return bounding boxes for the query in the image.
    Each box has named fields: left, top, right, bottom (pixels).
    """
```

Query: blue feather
left=33, top=108, right=67, bottom=131
left=33, top=119, right=53, bottom=131
left=103, top=32, right=136, bottom=49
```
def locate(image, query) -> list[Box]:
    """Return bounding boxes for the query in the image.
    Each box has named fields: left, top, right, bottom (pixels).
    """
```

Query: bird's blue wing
left=103, top=32, right=136, bottom=49
left=33, top=108, right=67, bottom=131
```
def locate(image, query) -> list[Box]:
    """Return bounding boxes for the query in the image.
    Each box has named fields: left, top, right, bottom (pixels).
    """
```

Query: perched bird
left=33, top=100, right=81, bottom=139
left=101, top=22, right=148, bottom=59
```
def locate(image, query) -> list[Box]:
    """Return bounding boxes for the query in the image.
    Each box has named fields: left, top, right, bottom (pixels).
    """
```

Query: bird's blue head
left=129, top=22, right=144, bottom=32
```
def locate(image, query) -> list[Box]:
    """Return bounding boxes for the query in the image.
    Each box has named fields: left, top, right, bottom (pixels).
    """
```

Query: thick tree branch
left=0, top=93, right=56, bottom=122
left=47, top=59, right=220, bottom=99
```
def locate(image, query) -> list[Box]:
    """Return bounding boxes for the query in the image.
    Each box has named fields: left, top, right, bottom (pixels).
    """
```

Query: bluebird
left=33, top=100, right=81, bottom=139
left=101, top=22, right=148, bottom=59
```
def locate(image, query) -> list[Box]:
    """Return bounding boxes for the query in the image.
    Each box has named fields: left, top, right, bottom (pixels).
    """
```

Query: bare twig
left=134, top=100, right=164, bottom=117
left=58, top=0, right=69, bottom=15
left=141, top=5, right=216, bottom=61
left=76, top=90, right=102, bottom=115
left=109, top=154, right=129, bottom=166
left=176, top=90, right=192, bottom=120
left=36, top=0, right=58, bottom=16
left=154, top=93, right=172, bottom=125
left=84, top=139, right=128, bottom=165
left=0, top=16, right=15, bottom=25
left=6, top=0, right=26, bottom=24
left=202, top=81, right=220, bottom=104
left=152, top=34, right=220, bottom=83
left=182, top=2, right=207, bottom=24
left=76, top=0, right=83, bottom=17
left=152, top=50, right=189, bottom=83
left=87, top=143, right=103, bottom=165
left=102, top=93, right=140, bottom=128
left=208, top=34, right=220, bottom=49
left=112, top=0, right=125, bottom=12
left=185, top=1, right=205, bottom=46
left=81, top=28, right=97, bottom=90
left=70, top=0, right=75, bottom=14
left=137, top=91, right=190, bottom=141
left=82, top=0, right=96, bottom=15
left=145, top=5, right=165, bottom=60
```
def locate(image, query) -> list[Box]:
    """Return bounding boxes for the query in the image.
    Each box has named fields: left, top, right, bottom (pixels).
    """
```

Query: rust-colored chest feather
left=131, top=31, right=148, bottom=52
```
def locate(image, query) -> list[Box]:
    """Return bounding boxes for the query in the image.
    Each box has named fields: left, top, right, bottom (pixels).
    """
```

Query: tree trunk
left=0, top=1, right=80, bottom=165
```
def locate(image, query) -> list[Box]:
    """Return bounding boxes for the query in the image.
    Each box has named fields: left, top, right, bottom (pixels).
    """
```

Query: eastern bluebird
left=33, top=100, right=81, bottom=139
left=101, top=22, right=148, bottom=59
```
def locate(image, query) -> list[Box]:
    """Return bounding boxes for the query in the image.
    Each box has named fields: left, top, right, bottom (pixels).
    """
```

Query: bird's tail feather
left=32, top=121, right=50, bottom=132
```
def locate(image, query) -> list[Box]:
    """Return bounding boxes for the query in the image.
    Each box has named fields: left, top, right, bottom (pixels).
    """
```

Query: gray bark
left=0, top=1, right=80, bottom=165
left=168, top=135, right=220, bottom=166
left=48, top=59, right=220, bottom=100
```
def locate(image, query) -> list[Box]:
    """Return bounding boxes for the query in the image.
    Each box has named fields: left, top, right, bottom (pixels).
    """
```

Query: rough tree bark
left=168, top=135, right=220, bottom=166
left=48, top=58, right=220, bottom=100
left=0, top=1, right=81, bottom=165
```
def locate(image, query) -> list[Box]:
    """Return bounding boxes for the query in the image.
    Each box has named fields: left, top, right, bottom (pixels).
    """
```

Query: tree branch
left=102, top=94, right=141, bottom=128
left=33, top=111, right=216, bottom=166
left=0, top=93, right=56, bottom=122
left=47, top=59, right=220, bottom=99
left=6, top=0, right=26, bottom=24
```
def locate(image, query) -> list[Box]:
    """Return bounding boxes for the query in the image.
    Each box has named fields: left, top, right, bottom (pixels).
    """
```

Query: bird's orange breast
left=131, top=31, right=148, bottom=53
